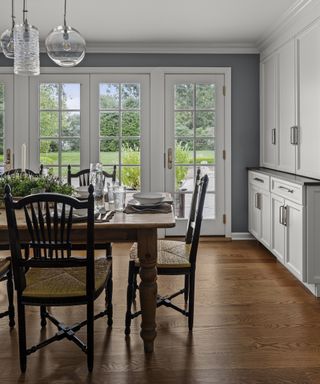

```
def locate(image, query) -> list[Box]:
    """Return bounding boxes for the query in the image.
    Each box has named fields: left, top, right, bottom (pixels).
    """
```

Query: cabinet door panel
left=297, top=22, right=320, bottom=179
left=285, top=201, right=303, bottom=281
left=260, top=190, right=271, bottom=248
left=261, top=55, right=277, bottom=168
left=278, top=40, right=296, bottom=173
left=248, top=184, right=261, bottom=239
left=271, top=194, right=285, bottom=263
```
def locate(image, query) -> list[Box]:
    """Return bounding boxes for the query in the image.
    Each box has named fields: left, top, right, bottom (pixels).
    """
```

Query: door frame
left=150, top=67, right=231, bottom=238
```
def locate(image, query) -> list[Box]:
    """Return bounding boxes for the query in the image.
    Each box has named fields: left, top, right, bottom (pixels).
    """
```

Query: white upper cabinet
left=261, top=40, right=297, bottom=173
left=261, top=54, right=277, bottom=169
left=297, top=22, right=320, bottom=179
left=278, top=40, right=296, bottom=174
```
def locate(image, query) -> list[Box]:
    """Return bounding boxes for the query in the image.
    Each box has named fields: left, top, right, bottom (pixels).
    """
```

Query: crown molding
left=257, top=0, right=314, bottom=53
left=38, top=41, right=259, bottom=55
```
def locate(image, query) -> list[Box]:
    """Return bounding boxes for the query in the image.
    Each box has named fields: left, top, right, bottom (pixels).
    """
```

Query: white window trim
left=90, top=74, right=150, bottom=191
left=0, top=74, right=14, bottom=166
left=0, top=66, right=231, bottom=237
left=29, top=74, right=90, bottom=173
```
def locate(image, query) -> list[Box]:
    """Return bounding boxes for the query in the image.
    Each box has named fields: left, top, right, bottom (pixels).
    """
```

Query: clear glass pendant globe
left=45, top=25, right=86, bottom=67
left=14, top=23, right=40, bottom=76
left=0, top=28, right=14, bottom=59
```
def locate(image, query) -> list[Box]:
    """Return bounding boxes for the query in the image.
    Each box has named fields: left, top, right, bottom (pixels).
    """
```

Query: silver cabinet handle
left=253, top=177, right=264, bottom=183
left=272, top=128, right=276, bottom=145
left=279, top=205, right=284, bottom=225
left=255, top=193, right=259, bottom=209
left=290, top=126, right=299, bottom=145
left=283, top=205, right=288, bottom=227
left=278, top=186, right=294, bottom=193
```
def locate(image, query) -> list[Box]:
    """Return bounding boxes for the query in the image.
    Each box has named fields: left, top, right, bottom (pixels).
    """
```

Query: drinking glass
left=114, top=186, right=126, bottom=212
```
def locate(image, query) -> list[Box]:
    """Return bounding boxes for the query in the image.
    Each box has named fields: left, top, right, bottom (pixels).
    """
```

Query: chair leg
left=184, top=274, right=190, bottom=304
left=17, top=301, right=27, bottom=373
left=106, top=243, right=112, bottom=259
left=87, top=300, right=94, bottom=372
left=40, top=305, right=47, bottom=327
left=106, top=272, right=113, bottom=327
left=6, top=270, right=15, bottom=328
left=133, top=272, right=138, bottom=301
left=188, top=272, right=195, bottom=331
left=125, top=261, right=135, bottom=335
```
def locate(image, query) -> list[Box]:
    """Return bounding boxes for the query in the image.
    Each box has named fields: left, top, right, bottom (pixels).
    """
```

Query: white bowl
left=75, top=186, right=89, bottom=198
left=132, top=192, right=165, bottom=205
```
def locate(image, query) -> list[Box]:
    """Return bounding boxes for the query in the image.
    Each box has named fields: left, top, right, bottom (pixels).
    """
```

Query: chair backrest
left=4, top=184, right=95, bottom=297
left=67, top=165, right=117, bottom=187
left=185, top=168, right=201, bottom=244
left=2, top=165, right=43, bottom=177
left=188, top=174, right=209, bottom=268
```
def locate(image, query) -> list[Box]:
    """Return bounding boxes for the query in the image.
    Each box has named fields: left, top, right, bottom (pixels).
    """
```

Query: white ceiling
left=0, top=0, right=297, bottom=47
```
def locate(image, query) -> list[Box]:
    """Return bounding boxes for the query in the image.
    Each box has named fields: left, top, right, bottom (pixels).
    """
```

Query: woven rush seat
left=130, top=240, right=191, bottom=268
left=23, top=258, right=111, bottom=299
left=0, top=258, right=10, bottom=276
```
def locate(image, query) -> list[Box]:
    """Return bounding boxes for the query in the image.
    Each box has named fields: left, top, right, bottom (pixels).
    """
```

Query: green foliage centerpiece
left=0, top=173, right=73, bottom=202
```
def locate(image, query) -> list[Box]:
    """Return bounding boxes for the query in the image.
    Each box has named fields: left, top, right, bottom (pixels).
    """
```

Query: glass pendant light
left=45, top=0, right=86, bottom=67
left=14, top=0, right=40, bottom=76
left=0, top=0, right=15, bottom=59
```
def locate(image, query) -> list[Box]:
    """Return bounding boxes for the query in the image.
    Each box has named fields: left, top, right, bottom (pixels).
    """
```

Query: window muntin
left=99, top=83, right=141, bottom=189
left=39, top=83, right=81, bottom=178
left=174, top=83, right=215, bottom=218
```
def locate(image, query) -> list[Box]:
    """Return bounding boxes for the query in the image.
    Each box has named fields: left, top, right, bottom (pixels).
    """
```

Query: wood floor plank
left=0, top=241, right=320, bottom=383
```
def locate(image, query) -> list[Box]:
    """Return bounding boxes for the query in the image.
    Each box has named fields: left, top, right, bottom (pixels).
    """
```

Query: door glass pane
left=175, top=84, right=193, bottom=109
left=39, top=83, right=81, bottom=178
left=173, top=82, right=216, bottom=219
left=99, top=83, right=142, bottom=190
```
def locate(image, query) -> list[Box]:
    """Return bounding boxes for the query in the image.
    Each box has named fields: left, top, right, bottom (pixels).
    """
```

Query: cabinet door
left=297, top=22, right=320, bottom=179
left=285, top=201, right=304, bottom=281
left=260, top=189, right=271, bottom=249
left=278, top=40, right=296, bottom=173
left=261, top=55, right=277, bottom=168
left=271, top=194, right=285, bottom=264
left=248, top=184, right=261, bottom=239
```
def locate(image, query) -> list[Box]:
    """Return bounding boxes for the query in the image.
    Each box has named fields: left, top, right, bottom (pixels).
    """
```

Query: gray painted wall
left=0, top=53, right=260, bottom=232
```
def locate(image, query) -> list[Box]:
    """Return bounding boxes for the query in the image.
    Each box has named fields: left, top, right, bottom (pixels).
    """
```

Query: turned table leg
left=137, top=228, right=158, bottom=353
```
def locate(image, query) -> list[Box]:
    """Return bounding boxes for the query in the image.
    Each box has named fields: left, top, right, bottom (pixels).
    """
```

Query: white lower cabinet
left=248, top=172, right=270, bottom=248
left=270, top=193, right=303, bottom=280
left=249, top=169, right=320, bottom=296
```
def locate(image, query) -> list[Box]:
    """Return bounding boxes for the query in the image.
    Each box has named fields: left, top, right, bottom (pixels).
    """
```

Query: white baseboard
left=231, top=232, right=255, bottom=240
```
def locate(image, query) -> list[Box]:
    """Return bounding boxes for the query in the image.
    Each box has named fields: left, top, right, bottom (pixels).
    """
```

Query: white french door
left=164, top=74, right=226, bottom=236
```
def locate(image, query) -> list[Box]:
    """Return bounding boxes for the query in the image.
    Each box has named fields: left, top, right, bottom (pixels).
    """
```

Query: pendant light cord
left=23, top=0, right=28, bottom=25
left=11, top=0, right=15, bottom=28
left=64, top=0, right=67, bottom=28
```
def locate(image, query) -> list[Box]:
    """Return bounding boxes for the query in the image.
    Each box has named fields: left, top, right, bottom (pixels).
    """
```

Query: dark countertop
left=248, top=167, right=320, bottom=186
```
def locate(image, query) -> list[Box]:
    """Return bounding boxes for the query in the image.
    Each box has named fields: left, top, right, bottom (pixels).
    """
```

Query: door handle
left=255, top=193, right=259, bottom=209
left=283, top=205, right=288, bottom=227
left=279, top=205, right=284, bottom=225
left=272, top=128, right=276, bottom=145
left=167, top=148, right=173, bottom=170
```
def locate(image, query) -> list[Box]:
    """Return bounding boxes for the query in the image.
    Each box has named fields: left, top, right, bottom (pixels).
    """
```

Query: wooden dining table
left=0, top=207, right=176, bottom=353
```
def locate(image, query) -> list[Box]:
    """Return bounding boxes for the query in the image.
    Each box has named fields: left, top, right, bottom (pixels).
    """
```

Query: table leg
left=137, top=228, right=157, bottom=352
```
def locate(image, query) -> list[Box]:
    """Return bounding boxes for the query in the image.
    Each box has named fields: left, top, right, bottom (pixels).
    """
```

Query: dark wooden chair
left=4, top=184, right=113, bottom=372
left=2, top=164, right=44, bottom=177
left=67, top=165, right=116, bottom=187
left=125, top=169, right=208, bottom=334
left=67, top=165, right=117, bottom=258
left=0, top=256, right=15, bottom=328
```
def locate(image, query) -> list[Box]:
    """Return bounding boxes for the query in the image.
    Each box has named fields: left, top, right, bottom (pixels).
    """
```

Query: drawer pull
left=278, top=186, right=294, bottom=194
left=253, top=177, right=264, bottom=183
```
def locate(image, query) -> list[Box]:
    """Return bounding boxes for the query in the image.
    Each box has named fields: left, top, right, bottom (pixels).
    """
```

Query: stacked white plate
left=129, top=192, right=165, bottom=208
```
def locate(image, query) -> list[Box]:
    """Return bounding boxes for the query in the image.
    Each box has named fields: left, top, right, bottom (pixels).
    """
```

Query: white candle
left=21, top=143, right=26, bottom=172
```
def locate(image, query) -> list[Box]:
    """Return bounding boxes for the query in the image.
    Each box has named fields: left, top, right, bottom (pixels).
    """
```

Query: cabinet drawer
left=271, top=177, right=303, bottom=204
left=248, top=171, right=270, bottom=191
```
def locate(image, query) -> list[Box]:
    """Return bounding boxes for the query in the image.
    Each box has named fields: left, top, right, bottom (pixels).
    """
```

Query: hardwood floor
left=1, top=240, right=320, bottom=383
